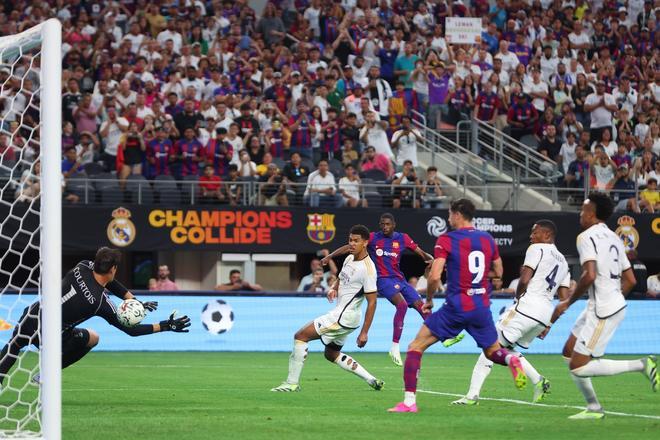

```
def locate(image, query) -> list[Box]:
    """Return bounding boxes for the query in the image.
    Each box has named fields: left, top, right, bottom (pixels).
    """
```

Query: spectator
left=235, top=103, right=261, bottom=137
left=639, top=178, right=659, bottom=213
left=61, top=147, right=84, bottom=178
left=341, top=139, right=359, bottom=168
left=584, top=80, right=618, bottom=144
left=392, top=160, right=422, bottom=209
left=146, top=126, right=175, bottom=178
left=237, top=149, right=257, bottom=178
left=199, top=165, right=226, bottom=204
left=559, top=132, right=578, bottom=175
left=391, top=116, right=422, bottom=167
left=303, top=268, right=327, bottom=293
left=288, top=100, right=315, bottom=159
left=15, top=160, right=40, bottom=203
left=206, top=127, right=233, bottom=178
left=360, top=111, right=393, bottom=160
left=361, top=145, right=393, bottom=179
left=320, top=107, right=342, bottom=161
left=174, top=99, right=203, bottom=134
left=506, top=93, right=538, bottom=139
left=175, top=127, right=205, bottom=178
left=118, top=122, right=146, bottom=188
left=446, top=76, right=473, bottom=125
left=99, top=106, right=128, bottom=172
left=303, top=159, right=341, bottom=207
left=564, top=145, right=590, bottom=190
left=72, top=93, right=99, bottom=134
left=427, top=62, right=451, bottom=129
left=612, top=143, right=633, bottom=169
left=611, top=163, right=639, bottom=212
left=297, top=251, right=338, bottom=292
left=538, top=125, right=562, bottom=174
left=338, top=164, right=364, bottom=208
left=591, top=128, right=617, bottom=157
left=420, top=166, right=445, bottom=209
left=225, top=164, right=243, bottom=206
left=259, top=163, right=288, bottom=206
left=591, top=149, right=617, bottom=191
left=282, top=152, right=309, bottom=183
left=215, top=269, right=262, bottom=291
left=149, top=265, right=179, bottom=291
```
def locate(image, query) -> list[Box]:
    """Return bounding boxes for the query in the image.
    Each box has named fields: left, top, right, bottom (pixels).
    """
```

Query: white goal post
left=0, top=19, right=61, bottom=440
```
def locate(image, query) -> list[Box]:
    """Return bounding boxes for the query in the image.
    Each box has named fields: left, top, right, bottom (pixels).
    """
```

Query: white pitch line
left=417, top=389, right=660, bottom=420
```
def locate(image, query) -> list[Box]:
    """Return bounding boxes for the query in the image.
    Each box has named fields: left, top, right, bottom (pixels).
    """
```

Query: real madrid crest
left=615, top=215, right=639, bottom=251
left=107, top=207, right=137, bottom=247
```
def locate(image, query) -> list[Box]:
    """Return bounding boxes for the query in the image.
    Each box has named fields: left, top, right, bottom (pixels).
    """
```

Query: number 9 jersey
left=576, top=223, right=631, bottom=318
left=434, top=227, right=500, bottom=312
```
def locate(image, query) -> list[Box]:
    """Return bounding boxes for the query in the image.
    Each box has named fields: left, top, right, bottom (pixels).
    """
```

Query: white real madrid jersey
left=576, top=223, right=631, bottom=318
left=517, top=243, right=570, bottom=325
left=330, top=254, right=377, bottom=328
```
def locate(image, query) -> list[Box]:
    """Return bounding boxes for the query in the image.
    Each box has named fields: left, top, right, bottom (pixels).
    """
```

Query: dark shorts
left=13, top=303, right=89, bottom=348
left=377, top=277, right=422, bottom=305
left=425, top=305, right=498, bottom=349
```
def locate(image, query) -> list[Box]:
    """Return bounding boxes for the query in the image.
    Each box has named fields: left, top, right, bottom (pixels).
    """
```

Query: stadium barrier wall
left=2, top=295, right=658, bottom=354
left=3, top=204, right=651, bottom=259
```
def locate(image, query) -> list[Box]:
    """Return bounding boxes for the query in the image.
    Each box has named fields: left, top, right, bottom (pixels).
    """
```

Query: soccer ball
left=201, top=300, right=234, bottom=334
left=117, top=299, right=146, bottom=327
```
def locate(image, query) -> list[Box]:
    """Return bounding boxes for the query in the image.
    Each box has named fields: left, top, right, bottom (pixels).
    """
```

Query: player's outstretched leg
left=388, top=324, right=439, bottom=413
left=452, top=353, right=493, bottom=405
left=271, top=323, right=317, bottom=392
left=562, top=335, right=604, bottom=419
left=0, top=306, right=38, bottom=388
left=484, top=343, right=527, bottom=390
left=389, top=296, right=408, bottom=367
left=326, top=345, right=383, bottom=390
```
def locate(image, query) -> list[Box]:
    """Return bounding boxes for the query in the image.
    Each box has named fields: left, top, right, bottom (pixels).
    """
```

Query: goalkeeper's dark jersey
left=53, top=260, right=153, bottom=336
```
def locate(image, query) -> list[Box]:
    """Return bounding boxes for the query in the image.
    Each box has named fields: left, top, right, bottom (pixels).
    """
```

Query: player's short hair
left=93, top=247, right=121, bottom=274
left=229, top=269, right=241, bottom=276
left=586, top=191, right=614, bottom=221
left=535, top=219, right=557, bottom=238
left=380, top=213, right=395, bottom=223
left=349, top=224, right=370, bottom=240
left=450, top=198, right=476, bottom=221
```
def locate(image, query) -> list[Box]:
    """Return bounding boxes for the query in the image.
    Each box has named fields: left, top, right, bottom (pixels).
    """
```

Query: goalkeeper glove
left=139, top=300, right=159, bottom=312
left=159, top=311, right=191, bottom=333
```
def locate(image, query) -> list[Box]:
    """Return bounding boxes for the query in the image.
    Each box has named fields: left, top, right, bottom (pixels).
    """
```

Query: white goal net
left=0, top=19, right=61, bottom=439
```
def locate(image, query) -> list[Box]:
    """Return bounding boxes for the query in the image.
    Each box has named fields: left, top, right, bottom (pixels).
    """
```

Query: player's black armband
left=106, top=280, right=129, bottom=298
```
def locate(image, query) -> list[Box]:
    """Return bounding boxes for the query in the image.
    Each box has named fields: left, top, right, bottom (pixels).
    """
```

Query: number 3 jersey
left=576, top=223, right=631, bottom=318
left=516, top=243, right=570, bottom=326
left=434, top=227, right=500, bottom=312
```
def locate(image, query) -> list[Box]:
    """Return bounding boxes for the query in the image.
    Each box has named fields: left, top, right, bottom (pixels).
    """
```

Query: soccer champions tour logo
left=148, top=210, right=293, bottom=245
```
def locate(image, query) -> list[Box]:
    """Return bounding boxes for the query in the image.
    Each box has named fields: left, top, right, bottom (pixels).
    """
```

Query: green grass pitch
left=3, top=352, right=659, bottom=439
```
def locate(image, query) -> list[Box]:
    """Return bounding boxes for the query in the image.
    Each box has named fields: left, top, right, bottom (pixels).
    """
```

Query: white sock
left=334, top=352, right=376, bottom=384
left=467, top=353, right=493, bottom=399
left=404, top=391, right=416, bottom=406
left=519, top=355, right=542, bottom=385
left=286, top=340, right=308, bottom=384
left=390, top=342, right=400, bottom=354
left=565, top=356, right=601, bottom=411
left=572, top=359, right=645, bottom=377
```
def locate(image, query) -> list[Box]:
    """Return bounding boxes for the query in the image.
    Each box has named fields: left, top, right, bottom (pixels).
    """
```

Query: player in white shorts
left=453, top=220, right=571, bottom=405
left=271, top=225, right=384, bottom=392
left=551, top=192, right=659, bottom=420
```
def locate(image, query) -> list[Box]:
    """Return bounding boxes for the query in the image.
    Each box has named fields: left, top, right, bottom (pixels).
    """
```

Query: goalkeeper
left=0, top=247, right=190, bottom=386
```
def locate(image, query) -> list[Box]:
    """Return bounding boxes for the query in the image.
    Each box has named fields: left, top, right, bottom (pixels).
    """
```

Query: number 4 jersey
left=576, top=223, right=631, bottom=318
left=516, top=243, right=570, bottom=326
left=434, top=227, right=500, bottom=312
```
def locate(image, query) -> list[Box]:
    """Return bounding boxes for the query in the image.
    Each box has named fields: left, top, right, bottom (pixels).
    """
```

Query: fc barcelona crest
left=306, top=213, right=336, bottom=244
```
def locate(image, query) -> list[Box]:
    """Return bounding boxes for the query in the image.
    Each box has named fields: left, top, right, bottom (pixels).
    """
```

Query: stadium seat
left=181, top=175, right=201, bottom=204
left=361, top=169, right=387, bottom=182
left=271, top=157, right=286, bottom=170
left=364, top=192, right=383, bottom=208
left=126, top=175, right=154, bottom=204
left=83, top=162, right=104, bottom=176
left=154, top=174, right=181, bottom=205
left=328, top=158, right=344, bottom=178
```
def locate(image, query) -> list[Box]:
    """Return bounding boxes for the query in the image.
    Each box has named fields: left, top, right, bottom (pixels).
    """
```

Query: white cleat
left=31, top=374, right=41, bottom=386
left=388, top=349, right=403, bottom=367
left=270, top=382, right=300, bottom=392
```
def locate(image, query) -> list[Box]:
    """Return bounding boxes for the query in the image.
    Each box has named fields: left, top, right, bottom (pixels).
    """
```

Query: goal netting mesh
left=0, top=20, right=60, bottom=438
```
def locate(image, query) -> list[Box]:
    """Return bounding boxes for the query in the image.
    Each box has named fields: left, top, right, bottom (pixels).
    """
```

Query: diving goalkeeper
left=0, top=247, right=190, bottom=387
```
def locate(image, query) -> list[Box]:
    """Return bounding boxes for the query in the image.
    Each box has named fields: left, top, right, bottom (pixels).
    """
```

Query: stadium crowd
left=0, top=0, right=658, bottom=210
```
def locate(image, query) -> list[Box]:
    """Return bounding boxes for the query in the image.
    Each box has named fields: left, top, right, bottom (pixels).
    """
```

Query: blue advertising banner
left=2, top=295, right=658, bottom=354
